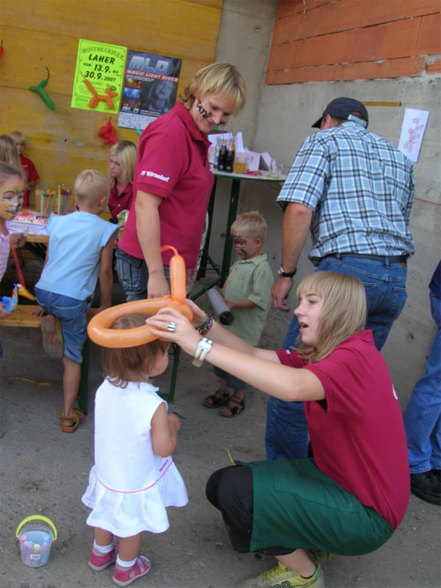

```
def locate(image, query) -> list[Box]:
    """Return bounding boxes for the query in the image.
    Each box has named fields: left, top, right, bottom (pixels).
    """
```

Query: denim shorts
left=34, top=287, right=91, bottom=363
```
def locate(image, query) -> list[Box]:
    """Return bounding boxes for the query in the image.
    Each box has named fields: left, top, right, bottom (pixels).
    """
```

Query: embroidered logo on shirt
left=140, top=170, right=170, bottom=182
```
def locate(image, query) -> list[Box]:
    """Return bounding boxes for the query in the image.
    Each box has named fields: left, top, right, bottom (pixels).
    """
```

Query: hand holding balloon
left=146, top=304, right=201, bottom=356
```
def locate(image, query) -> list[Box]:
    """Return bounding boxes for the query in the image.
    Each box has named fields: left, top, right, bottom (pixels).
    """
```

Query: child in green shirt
left=203, top=211, right=273, bottom=417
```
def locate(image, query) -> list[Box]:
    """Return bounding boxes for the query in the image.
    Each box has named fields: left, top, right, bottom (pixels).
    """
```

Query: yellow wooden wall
left=0, top=0, right=223, bottom=206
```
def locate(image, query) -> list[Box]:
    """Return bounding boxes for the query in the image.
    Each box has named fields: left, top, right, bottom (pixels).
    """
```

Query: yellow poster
left=71, top=39, right=127, bottom=113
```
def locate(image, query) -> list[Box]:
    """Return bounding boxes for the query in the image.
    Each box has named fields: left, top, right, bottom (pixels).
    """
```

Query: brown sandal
left=219, top=396, right=245, bottom=418
left=60, top=408, right=85, bottom=433
left=203, top=389, right=230, bottom=408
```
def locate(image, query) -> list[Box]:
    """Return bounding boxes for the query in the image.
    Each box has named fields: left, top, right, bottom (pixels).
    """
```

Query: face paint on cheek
left=0, top=198, right=20, bottom=219
left=196, top=100, right=211, bottom=119
left=0, top=202, right=14, bottom=219
left=235, top=244, right=246, bottom=256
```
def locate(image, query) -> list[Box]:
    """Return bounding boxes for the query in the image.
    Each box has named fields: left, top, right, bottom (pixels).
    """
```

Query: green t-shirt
left=223, top=253, right=273, bottom=345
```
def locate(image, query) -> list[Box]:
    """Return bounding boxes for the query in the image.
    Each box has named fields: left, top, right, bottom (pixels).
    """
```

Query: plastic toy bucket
left=15, top=515, right=57, bottom=567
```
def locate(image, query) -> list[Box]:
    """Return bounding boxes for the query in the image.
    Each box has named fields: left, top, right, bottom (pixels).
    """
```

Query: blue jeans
left=116, top=248, right=170, bottom=301
left=403, top=292, right=441, bottom=474
left=34, top=287, right=91, bottom=363
left=265, top=255, right=408, bottom=460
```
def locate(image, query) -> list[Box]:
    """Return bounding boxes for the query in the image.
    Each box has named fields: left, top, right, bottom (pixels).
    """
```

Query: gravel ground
left=0, top=258, right=440, bottom=588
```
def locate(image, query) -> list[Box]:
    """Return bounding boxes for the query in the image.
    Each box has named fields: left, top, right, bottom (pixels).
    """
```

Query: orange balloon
left=87, top=247, right=192, bottom=348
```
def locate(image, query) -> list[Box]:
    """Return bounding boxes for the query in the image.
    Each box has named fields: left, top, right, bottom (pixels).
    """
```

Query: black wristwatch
left=278, top=266, right=296, bottom=278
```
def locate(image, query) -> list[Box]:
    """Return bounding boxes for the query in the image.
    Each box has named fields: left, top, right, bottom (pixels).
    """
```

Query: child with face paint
left=203, top=211, right=273, bottom=417
left=0, top=162, right=26, bottom=321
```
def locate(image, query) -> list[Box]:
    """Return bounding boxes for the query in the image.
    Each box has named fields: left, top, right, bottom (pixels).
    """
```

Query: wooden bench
left=1, top=305, right=97, bottom=413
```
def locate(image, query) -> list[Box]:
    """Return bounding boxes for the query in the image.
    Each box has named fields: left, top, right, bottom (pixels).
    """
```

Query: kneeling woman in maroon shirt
left=147, top=271, right=410, bottom=588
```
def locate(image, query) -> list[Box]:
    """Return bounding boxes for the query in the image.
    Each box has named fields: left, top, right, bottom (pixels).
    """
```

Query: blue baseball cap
left=312, top=97, right=369, bottom=128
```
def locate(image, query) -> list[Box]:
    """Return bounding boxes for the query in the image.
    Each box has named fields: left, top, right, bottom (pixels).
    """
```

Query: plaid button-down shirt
left=277, top=121, right=415, bottom=260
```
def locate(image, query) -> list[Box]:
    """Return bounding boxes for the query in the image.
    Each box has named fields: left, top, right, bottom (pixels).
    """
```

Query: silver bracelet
left=192, top=337, right=213, bottom=367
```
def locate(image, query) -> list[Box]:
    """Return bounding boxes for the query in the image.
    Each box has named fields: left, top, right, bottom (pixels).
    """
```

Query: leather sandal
left=60, top=408, right=85, bottom=433
left=203, top=388, right=230, bottom=408
left=219, top=396, right=245, bottom=418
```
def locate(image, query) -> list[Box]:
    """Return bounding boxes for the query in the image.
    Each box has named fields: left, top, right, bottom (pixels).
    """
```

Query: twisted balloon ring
left=87, top=246, right=192, bottom=348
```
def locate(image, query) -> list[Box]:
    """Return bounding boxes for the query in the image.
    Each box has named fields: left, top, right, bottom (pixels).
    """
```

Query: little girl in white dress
left=82, top=313, right=188, bottom=586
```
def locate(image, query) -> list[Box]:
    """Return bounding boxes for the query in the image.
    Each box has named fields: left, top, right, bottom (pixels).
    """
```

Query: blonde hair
left=0, top=135, right=24, bottom=179
left=74, top=169, right=110, bottom=206
left=296, top=272, right=367, bottom=362
left=180, top=62, right=246, bottom=114
left=101, top=313, right=170, bottom=387
left=109, top=140, right=137, bottom=186
left=231, top=210, right=267, bottom=241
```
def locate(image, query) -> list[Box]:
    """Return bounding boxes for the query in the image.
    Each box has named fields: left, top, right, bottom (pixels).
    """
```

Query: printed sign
left=71, top=39, right=127, bottom=113
left=117, top=50, right=181, bottom=131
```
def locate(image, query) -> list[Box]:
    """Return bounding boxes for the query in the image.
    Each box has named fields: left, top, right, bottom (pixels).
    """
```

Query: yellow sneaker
left=237, top=561, right=324, bottom=588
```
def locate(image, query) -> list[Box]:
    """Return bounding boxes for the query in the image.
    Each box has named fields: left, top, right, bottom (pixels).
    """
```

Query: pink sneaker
left=113, top=555, right=151, bottom=586
left=88, top=543, right=119, bottom=571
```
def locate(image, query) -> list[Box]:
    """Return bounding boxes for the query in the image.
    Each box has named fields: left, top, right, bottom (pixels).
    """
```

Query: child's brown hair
left=101, top=313, right=170, bottom=388
left=0, top=135, right=24, bottom=179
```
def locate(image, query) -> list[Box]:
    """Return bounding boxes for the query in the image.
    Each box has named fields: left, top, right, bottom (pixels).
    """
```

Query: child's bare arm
left=97, top=235, right=115, bottom=310
left=226, top=298, right=257, bottom=311
left=151, top=403, right=180, bottom=457
left=218, top=287, right=257, bottom=311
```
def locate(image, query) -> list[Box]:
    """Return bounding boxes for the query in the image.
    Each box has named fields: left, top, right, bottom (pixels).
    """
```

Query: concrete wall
left=214, top=0, right=441, bottom=407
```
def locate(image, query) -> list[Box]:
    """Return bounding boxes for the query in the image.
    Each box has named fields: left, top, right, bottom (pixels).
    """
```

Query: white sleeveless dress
left=82, top=380, right=188, bottom=537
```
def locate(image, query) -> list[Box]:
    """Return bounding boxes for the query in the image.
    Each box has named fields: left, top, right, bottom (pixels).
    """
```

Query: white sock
left=93, top=540, right=113, bottom=554
left=117, top=555, right=137, bottom=568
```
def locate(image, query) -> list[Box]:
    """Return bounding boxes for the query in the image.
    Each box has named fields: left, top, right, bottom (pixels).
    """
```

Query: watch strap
left=192, top=337, right=213, bottom=367
left=278, top=265, right=297, bottom=278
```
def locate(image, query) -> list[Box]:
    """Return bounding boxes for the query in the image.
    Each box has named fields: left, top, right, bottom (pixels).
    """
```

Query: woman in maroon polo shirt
left=116, top=63, right=246, bottom=301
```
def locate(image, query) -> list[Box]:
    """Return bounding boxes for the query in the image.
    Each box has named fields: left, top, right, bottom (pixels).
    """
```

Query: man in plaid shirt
left=269, top=97, right=415, bottom=461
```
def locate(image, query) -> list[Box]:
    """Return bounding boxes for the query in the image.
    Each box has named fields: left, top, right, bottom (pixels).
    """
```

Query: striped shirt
left=277, top=121, right=415, bottom=260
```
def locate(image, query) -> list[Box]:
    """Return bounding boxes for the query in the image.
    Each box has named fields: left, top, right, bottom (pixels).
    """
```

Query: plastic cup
left=234, top=153, right=248, bottom=174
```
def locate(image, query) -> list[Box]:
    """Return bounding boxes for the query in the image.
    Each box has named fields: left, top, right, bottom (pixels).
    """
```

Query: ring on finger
left=167, top=321, right=177, bottom=332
